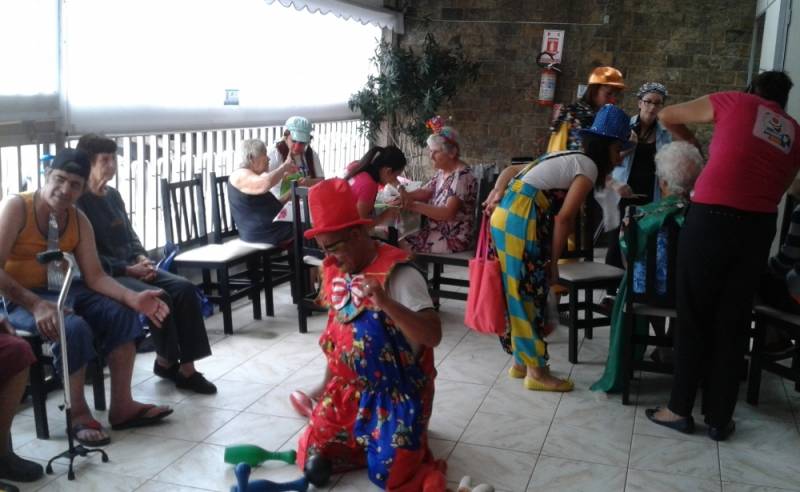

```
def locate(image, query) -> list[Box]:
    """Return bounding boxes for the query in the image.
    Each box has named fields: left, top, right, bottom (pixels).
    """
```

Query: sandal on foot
left=290, top=391, right=316, bottom=418
left=523, top=376, right=574, bottom=392
left=110, top=404, right=173, bottom=431
left=507, top=366, right=526, bottom=379
left=68, top=420, right=110, bottom=447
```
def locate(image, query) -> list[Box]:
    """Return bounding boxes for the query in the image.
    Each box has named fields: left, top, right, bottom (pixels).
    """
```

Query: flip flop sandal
left=69, top=420, right=111, bottom=447
left=110, top=404, right=173, bottom=431
left=289, top=390, right=316, bottom=418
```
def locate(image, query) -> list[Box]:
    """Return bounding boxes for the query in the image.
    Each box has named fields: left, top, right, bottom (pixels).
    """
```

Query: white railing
left=0, top=119, right=370, bottom=251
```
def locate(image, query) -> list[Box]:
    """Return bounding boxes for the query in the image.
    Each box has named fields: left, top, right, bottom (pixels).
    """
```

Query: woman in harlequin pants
left=484, top=105, right=631, bottom=392
left=297, top=178, right=447, bottom=491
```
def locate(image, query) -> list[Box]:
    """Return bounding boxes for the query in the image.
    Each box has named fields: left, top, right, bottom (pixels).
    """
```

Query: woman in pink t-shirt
left=645, top=71, right=800, bottom=442
left=344, top=145, right=407, bottom=221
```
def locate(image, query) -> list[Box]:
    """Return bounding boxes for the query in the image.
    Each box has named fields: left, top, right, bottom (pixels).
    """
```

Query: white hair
left=654, top=141, right=704, bottom=196
left=240, top=139, right=267, bottom=169
left=426, top=127, right=460, bottom=156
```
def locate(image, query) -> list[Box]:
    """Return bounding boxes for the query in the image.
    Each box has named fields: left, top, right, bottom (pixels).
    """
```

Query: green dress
left=591, top=195, right=688, bottom=393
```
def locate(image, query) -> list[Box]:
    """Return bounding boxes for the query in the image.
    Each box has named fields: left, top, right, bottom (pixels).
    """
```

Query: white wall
left=784, top=0, right=800, bottom=121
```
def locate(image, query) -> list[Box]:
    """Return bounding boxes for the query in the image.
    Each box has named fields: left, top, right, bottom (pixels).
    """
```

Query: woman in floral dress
left=400, top=118, right=477, bottom=254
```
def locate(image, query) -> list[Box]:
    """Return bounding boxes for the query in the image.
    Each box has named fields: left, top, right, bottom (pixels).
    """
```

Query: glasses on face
left=641, top=99, right=664, bottom=107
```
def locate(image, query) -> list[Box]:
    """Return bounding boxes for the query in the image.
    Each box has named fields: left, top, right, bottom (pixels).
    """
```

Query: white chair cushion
left=225, top=238, right=278, bottom=251
left=558, top=261, right=624, bottom=282
left=624, top=303, right=677, bottom=318
left=754, top=304, right=800, bottom=326
left=175, top=243, right=259, bottom=263
left=418, top=250, right=474, bottom=261
left=303, top=255, right=323, bottom=267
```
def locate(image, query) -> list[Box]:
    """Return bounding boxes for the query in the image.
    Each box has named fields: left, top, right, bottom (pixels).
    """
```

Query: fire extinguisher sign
left=541, top=30, right=565, bottom=63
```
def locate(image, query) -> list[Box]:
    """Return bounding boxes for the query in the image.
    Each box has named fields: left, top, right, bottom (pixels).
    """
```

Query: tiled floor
left=8, top=279, right=800, bottom=492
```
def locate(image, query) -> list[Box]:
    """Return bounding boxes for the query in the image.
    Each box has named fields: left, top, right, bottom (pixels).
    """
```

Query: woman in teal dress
left=592, top=141, right=705, bottom=393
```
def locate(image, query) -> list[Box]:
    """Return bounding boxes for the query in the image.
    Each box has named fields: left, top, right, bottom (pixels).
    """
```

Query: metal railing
left=0, top=119, right=369, bottom=251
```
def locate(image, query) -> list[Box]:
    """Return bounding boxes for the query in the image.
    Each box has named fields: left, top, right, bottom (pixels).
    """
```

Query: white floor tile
left=628, top=433, right=720, bottom=481
left=528, top=455, right=626, bottom=492
left=625, top=469, right=721, bottom=492
left=446, top=442, right=536, bottom=492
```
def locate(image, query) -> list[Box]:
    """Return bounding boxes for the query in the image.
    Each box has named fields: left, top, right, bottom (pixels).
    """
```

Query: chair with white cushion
left=160, top=174, right=264, bottom=335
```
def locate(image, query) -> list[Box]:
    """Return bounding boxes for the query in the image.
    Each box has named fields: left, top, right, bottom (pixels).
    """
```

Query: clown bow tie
left=331, top=274, right=367, bottom=311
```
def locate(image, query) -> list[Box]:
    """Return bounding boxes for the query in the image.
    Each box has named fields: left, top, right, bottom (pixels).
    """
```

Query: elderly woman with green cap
left=267, top=115, right=325, bottom=202
left=484, top=105, right=632, bottom=392
left=605, top=82, right=672, bottom=269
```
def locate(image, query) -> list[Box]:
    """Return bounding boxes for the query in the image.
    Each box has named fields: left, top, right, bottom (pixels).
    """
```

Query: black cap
left=51, top=148, right=91, bottom=179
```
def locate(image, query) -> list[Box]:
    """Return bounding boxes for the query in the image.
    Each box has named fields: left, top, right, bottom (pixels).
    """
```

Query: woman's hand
left=613, top=182, right=634, bottom=198
left=281, top=160, right=299, bottom=177
left=483, top=188, right=504, bottom=215
left=398, top=187, right=414, bottom=210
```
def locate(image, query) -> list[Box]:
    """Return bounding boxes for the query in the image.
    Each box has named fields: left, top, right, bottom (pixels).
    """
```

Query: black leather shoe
left=0, top=451, right=44, bottom=482
left=176, top=371, right=217, bottom=394
left=645, top=407, right=695, bottom=434
left=153, top=361, right=179, bottom=382
left=707, top=420, right=735, bottom=441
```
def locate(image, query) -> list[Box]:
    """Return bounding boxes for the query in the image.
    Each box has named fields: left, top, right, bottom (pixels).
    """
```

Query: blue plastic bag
left=157, top=242, right=214, bottom=319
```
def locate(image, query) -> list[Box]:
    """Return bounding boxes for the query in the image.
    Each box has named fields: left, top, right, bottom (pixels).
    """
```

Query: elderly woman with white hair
left=228, top=139, right=299, bottom=245
left=397, top=117, right=477, bottom=253
left=592, top=141, right=704, bottom=393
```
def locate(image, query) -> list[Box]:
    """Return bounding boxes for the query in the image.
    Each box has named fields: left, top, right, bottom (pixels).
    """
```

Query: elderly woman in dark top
left=76, top=134, right=216, bottom=394
left=228, top=139, right=299, bottom=246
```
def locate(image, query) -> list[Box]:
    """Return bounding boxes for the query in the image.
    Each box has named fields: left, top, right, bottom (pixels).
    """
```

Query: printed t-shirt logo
left=753, top=105, right=794, bottom=154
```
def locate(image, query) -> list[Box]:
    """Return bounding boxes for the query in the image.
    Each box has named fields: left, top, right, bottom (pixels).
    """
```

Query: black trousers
left=117, top=270, right=212, bottom=364
left=668, top=203, right=776, bottom=427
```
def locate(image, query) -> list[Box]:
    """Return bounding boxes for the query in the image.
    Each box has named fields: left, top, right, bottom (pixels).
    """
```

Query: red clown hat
left=304, top=178, right=373, bottom=239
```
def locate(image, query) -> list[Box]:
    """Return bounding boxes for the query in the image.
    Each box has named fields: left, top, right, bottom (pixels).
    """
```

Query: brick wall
left=395, top=0, right=755, bottom=169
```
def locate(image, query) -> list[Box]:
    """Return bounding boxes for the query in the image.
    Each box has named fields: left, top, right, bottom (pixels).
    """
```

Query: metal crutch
left=37, top=250, right=109, bottom=480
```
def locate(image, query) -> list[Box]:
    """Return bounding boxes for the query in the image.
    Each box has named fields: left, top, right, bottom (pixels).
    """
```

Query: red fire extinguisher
left=536, top=51, right=561, bottom=106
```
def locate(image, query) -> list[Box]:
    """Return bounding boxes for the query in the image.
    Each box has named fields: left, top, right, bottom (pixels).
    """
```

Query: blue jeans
left=7, top=281, right=143, bottom=375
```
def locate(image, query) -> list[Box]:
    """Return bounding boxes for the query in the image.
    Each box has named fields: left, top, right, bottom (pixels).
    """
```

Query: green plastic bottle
left=224, top=444, right=297, bottom=466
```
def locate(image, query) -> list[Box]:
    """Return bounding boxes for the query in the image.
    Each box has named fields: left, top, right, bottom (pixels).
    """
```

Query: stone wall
left=394, top=0, right=755, bottom=169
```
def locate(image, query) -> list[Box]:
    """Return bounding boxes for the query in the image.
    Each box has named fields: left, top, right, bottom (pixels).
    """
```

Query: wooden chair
left=747, top=305, right=800, bottom=404
left=556, top=200, right=625, bottom=364
left=18, top=330, right=105, bottom=439
left=209, top=172, right=292, bottom=317
left=290, top=182, right=325, bottom=334
left=618, top=211, right=681, bottom=405
left=160, top=174, right=263, bottom=335
left=747, top=195, right=800, bottom=404
left=415, top=164, right=497, bottom=303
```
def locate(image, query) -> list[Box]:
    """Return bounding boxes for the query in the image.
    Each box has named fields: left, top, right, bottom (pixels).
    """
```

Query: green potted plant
left=348, top=33, right=480, bottom=149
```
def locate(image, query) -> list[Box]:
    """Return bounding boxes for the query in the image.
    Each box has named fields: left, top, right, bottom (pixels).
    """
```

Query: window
left=0, top=0, right=58, bottom=95
left=63, top=0, right=381, bottom=134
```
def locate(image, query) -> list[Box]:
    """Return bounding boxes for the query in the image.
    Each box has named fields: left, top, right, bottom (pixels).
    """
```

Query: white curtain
left=62, top=0, right=382, bottom=135
left=264, top=0, right=403, bottom=33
